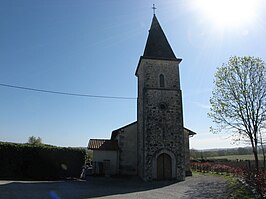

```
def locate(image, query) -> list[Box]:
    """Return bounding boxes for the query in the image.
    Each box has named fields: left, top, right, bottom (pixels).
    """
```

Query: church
left=88, top=14, right=196, bottom=181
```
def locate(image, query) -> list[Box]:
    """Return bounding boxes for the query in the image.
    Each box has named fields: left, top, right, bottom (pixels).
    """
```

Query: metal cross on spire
left=152, top=4, right=157, bottom=15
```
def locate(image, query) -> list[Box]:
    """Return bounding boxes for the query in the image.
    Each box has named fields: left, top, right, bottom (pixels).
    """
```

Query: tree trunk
left=260, top=145, right=266, bottom=172
left=259, top=131, right=266, bottom=171
left=261, top=144, right=266, bottom=172
left=250, top=133, right=259, bottom=171
left=253, top=148, right=259, bottom=171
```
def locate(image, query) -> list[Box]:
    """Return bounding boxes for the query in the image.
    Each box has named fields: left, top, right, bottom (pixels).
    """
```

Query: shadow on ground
left=0, top=176, right=177, bottom=199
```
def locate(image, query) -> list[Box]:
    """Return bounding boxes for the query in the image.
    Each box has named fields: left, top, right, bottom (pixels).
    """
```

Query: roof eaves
left=135, top=56, right=182, bottom=77
left=184, top=127, right=197, bottom=136
left=111, top=121, right=137, bottom=140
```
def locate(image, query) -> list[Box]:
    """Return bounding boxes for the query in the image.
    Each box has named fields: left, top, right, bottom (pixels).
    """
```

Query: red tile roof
left=88, top=139, right=118, bottom=151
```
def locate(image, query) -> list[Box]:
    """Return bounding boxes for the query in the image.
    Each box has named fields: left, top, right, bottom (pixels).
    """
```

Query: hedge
left=0, top=142, right=86, bottom=180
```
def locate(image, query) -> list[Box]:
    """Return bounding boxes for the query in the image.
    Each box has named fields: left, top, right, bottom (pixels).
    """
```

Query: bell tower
left=135, top=14, right=185, bottom=181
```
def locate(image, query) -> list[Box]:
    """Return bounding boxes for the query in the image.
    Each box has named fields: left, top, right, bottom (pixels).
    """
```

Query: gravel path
left=0, top=174, right=230, bottom=199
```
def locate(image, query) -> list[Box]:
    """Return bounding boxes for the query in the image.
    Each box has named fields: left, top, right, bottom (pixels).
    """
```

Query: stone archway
left=152, top=149, right=176, bottom=180
left=157, top=153, right=172, bottom=180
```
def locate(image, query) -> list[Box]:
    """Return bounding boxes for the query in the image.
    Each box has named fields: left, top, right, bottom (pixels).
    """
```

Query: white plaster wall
left=93, top=150, right=118, bottom=175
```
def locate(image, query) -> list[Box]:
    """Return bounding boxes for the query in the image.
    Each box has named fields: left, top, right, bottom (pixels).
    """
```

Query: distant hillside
left=208, top=154, right=265, bottom=161
left=190, top=146, right=265, bottom=160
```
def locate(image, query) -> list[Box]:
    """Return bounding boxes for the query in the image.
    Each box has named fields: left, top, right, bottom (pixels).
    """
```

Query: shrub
left=241, top=168, right=266, bottom=198
left=0, top=142, right=86, bottom=180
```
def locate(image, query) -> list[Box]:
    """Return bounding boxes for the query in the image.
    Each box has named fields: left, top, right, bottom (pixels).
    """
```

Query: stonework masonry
left=88, top=14, right=196, bottom=181
left=136, top=57, right=185, bottom=181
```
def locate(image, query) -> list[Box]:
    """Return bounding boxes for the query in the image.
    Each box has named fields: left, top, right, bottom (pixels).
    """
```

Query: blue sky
left=1, top=0, right=266, bottom=149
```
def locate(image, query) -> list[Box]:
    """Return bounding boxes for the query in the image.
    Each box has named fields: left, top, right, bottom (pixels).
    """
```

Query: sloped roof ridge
left=88, top=139, right=118, bottom=151
left=111, top=121, right=137, bottom=140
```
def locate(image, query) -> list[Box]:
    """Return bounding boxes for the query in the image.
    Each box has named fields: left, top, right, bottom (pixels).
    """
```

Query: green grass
left=223, top=174, right=255, bottom=199
left=193, top=171, right=255, bottom=199
left=207, top=154, right=264, bottom=161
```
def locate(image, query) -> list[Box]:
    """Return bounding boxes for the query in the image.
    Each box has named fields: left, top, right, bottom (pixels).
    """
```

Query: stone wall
left=116, top=123, right=138, bottom=175
left=136, top=57, right=185, bottom=181
left=140, top=59, right=181, bottom=90
left=136, top=58, right=145, bottom=179
left=143, top=89, right=185, bottom=181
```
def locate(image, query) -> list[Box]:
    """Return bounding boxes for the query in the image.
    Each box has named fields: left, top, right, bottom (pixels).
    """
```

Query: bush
left=0, top=142, right=86, bottom=180
left=241, top=168, right=266, bottom=198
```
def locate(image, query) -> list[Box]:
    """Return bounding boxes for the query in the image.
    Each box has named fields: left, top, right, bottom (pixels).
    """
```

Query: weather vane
left=152, top=4, right=156, bottom=15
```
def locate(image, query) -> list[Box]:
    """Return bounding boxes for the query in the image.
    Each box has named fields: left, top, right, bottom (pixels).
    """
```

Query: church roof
left=110, top=120, right=196, bottom=140
left=88, top=139, right=118, bottom=151
left=135, top=15, right=182, bottom=76
left=184, top=127, right=197, bottom=136
left=143, top=15, right=177, bottom=60
left=111, top=121, right=137, bottom=140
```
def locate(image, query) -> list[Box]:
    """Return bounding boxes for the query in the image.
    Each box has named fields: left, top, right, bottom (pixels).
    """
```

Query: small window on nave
left=159, top=74, right=165, bottom=88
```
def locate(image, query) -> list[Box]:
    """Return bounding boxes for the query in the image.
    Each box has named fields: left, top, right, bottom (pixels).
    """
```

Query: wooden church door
left=157, top=153, right=172, bottom=180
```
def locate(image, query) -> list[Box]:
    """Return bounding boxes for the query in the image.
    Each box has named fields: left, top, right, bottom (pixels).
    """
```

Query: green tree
left=209, top=56, right=266, bottom=170
left=28, top=136, right=42, bottom=145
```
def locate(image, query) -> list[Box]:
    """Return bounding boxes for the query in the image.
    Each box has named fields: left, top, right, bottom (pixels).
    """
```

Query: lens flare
left=194, top=0, right=259, bottom=28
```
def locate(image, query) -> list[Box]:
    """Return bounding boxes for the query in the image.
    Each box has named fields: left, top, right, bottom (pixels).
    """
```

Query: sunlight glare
left=194, top=0, right=259, bottom=28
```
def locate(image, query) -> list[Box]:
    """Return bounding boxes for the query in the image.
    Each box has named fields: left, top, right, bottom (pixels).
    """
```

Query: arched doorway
left=157, top=153, right=172, bottom=180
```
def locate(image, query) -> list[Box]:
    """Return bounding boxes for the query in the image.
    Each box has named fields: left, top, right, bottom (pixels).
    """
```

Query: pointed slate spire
left=143, top=15, right=176, bottom=59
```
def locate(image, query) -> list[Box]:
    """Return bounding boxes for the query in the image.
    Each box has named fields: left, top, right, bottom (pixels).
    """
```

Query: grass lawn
left=225, top=176, right=256, bottom=199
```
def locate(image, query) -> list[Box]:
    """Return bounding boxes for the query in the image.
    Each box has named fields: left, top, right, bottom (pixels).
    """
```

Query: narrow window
left=159, top=74, right=165, bottom=88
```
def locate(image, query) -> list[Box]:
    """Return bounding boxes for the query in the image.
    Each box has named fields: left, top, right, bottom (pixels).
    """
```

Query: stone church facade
left=88, top=14, right=196, bottom=181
